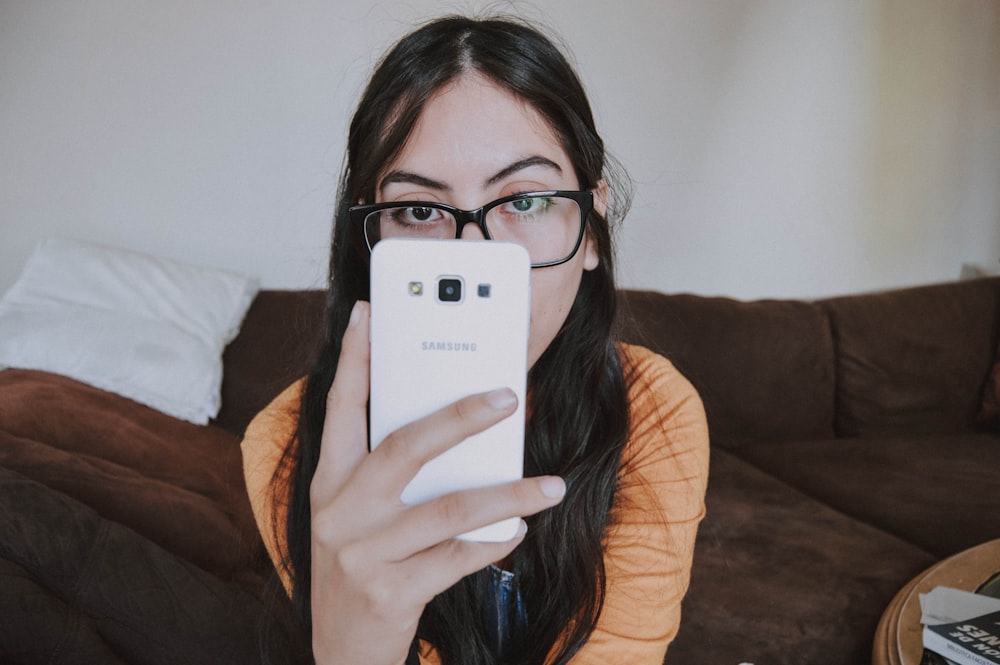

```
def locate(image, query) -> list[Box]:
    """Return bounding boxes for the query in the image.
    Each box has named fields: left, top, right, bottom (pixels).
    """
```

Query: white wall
left=2, top=0, right=999, bottom=300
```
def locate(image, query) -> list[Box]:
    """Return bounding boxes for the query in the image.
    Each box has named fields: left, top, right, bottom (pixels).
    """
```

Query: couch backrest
left=618, top=290, right=836, bottom=447
left=215, top=290, right=326, bottom=436
left=220, top=279, right=999, bottom=442
left=821, top=277, right=1000, bottom=436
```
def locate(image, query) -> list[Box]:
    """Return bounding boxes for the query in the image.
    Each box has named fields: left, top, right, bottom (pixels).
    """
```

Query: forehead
left=378, top=73, right=573, bottom=191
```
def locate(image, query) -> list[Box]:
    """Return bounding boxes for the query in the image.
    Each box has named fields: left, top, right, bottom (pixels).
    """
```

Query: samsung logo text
left=421, top=341, right=478, bottom=352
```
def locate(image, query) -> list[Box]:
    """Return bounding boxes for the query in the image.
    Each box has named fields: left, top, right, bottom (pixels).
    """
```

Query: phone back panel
left=369, top=239, right=530, bottom=541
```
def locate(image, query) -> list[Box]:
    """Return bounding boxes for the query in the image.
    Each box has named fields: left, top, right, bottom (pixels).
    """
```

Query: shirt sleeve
left=568, top=345, right=710, bottom=664
left=240, top=379, right=304, bottom=593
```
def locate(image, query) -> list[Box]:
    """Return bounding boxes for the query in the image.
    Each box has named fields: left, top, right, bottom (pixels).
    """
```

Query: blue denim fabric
left=484, top=564, right=527, bottom=657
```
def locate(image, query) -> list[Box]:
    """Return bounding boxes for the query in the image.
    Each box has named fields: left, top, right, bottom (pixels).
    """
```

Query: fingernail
left=348, top=301, right=362, bottom=327
left=539, top=476, right=566, bottom=500
left=485, top=388, right=517, bottom=411
left=515, top=519, right=528, bottom=538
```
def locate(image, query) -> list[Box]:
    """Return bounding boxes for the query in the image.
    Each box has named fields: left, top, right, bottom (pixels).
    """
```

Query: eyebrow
left=484, top=156, right=563, bottom=187
left=378, top=155, right=564, bottom=195
left=378, top=171, right=449, bottom=193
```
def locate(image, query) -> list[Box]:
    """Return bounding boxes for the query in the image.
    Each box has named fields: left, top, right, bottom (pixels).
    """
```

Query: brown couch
left=3, top=277, right=998, bottom=664
left=618, top=277, right=1000, bottom=665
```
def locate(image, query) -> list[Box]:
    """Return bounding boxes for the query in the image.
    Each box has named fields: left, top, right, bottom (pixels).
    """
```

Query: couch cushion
left=822, top=278, right=1000, bottom=436
left=619, top=290, right=835, bottom=446
left=665, top=448, right=936, bottom=665
left=734, top=432, right=1000, bottom=558
left=978, top=340, right=1000, bottom=426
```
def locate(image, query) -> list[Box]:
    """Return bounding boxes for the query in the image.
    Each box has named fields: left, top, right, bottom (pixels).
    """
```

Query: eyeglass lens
left=363, top=195, right=583, bottom=266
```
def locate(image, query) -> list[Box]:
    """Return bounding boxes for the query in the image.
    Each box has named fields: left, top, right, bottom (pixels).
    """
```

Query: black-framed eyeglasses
left=349, top=190, right=593, bottom=268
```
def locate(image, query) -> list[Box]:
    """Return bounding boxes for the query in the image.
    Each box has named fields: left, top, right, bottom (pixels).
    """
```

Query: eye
left=406, top=207, right=437, bottom=222
left=505, top=197, right=552, bottom=216
left=389, top=206, right=445, bottom=225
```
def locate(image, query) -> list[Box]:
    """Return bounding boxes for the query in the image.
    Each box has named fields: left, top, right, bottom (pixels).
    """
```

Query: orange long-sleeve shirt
left=241, top=343, right=709, bottom=664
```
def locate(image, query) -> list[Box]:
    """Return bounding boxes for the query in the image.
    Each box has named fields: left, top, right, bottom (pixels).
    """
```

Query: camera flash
left=408, top=281, right=423, bottom=296
left=477, top=284, right=491, bottom=298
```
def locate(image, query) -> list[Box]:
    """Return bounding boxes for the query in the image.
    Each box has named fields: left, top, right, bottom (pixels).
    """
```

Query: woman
left=242, top=14, right=709, bottom=665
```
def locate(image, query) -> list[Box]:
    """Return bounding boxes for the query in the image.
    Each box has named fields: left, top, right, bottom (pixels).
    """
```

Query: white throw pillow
left=0, top=238, right=259, bottom=424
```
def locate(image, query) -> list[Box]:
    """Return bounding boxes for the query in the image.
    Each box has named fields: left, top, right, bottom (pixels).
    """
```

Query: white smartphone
left=368, top=238, right=531, bottom=541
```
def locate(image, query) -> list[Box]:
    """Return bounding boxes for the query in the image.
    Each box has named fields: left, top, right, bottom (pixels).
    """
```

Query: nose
left=459, top=220, right=486, bottom=240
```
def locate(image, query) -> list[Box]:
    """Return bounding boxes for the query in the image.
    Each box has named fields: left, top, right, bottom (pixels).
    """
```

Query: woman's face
left=375, top=73, right=600, bottom=368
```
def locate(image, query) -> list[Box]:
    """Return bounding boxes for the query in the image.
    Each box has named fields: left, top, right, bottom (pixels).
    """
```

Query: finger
left=398, top=521, right=529, bottom=607
left=376, top=475, right=566, bottom=561
left=366, top=388, right=519, bottom=494
left=342, top=522, right=529, bottom=617
left=315, top=301, right=371, bottom=492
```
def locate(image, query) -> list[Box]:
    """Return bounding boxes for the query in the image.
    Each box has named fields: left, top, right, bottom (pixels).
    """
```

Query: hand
left=309, top=301, right=566, bottom=665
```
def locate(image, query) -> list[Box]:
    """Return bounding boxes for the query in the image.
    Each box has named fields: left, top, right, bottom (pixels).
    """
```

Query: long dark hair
left=278, top=15, right=632, bottom=665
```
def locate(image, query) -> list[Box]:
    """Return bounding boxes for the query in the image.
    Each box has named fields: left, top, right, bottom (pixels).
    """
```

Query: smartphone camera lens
left=438, top=277, right=463, bottom=303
